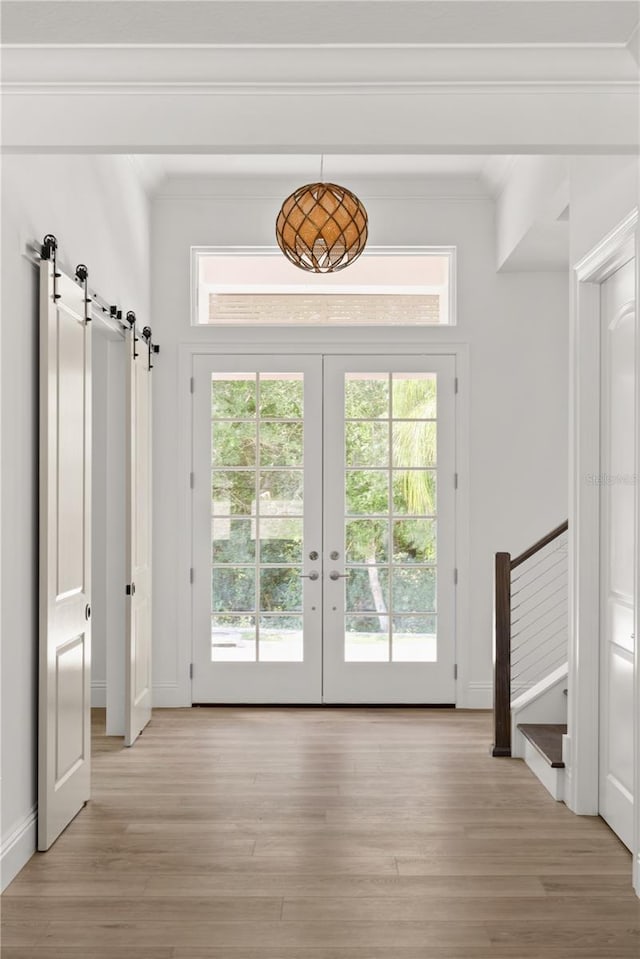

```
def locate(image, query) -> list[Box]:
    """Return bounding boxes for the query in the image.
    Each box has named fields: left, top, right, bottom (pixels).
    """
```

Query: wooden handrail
left=510, top=520, right=569, bottom=570
left=491, top=520, right=568, bottom=758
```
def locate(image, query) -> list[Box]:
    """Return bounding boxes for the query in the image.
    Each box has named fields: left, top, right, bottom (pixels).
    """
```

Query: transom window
left=192, top=247, right=456, bottom=326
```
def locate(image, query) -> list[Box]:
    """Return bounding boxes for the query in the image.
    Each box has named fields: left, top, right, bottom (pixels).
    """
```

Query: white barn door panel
left=125, top=327, right=153, bottom=746
left=38, top=258, right=92, bottom=851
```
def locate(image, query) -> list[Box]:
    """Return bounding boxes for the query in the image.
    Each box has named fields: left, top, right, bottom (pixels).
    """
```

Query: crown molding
left=2, top=44, right=637, bottom=90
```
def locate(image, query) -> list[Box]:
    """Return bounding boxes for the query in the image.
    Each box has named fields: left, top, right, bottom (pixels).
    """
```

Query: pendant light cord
left=319, top=153, right=324, bottom=183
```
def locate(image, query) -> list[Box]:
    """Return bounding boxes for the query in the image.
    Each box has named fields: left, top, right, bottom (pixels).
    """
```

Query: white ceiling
left=133, top=154, right=512, bottom=195
left=138, top=154, right=490, bottom=179
left=3, top=1, right=639, bottom=46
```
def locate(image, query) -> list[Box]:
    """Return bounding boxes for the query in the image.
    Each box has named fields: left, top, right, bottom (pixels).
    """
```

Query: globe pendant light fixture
left=275, top=159, right=368, bottom=273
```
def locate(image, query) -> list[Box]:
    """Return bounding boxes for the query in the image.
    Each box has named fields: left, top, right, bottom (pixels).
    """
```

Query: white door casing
left=125, top=326, right=153, bottom=745
left=38, top=259, right=92, bottom=850
left=599, top=257, right=636, bottom=851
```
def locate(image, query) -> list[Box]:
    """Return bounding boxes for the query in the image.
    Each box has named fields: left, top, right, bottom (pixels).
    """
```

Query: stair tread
left=517, top=723, right=567, bottom=768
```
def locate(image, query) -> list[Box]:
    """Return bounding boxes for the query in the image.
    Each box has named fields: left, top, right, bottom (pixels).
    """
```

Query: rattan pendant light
left=275, top=163, right=368, bottom=273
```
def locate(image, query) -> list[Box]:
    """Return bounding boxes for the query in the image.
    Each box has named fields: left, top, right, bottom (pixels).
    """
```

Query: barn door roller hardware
left=140, top=325, right=160, bottom=371
left=38, top=234, right=125, bottom=328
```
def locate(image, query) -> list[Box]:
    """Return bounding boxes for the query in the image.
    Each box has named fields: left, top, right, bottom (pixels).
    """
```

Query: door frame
left=568, top=208, right=640, bottom=895
left=178, top=337, right=470, bottom=709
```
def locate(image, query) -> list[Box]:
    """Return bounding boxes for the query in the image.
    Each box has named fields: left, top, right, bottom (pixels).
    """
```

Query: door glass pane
left=346, top=567, right=390, bottom=612
left=212, top=421, right=256, bottom=466
left=392, top=471, right=436, bottom=515
left=212, top=615, right=256, bottom=662
left=392, top=373, right=437, bottom=418
left=345, top=615, right=390, bottom=661
left=210, top=372, right=305, bottom=662
left=346, top=470, right=388, bottom=515
left=259, top=517, right=303, bottom=564
left=345, top=421, right=388, bottom=467
left=392, top=616, right=437, bottom=662
left=343, top=371, right=439, bottom=662
left=260, top=373, right=303, bottom=418
left=260, top=422, right=303, bottom=467
left=260, top=567, right=302, bottom=612
left=211, top=375, right=256, bottom=418
left=345, top=373, right=389, bottom=419
left=259, top=470, right=303, bottom=510
left=259, top=615, right=303, bottom=662
left=212, top=567, right=255, bottom=612
left=212, top=470, right=255, bottom=515
left=212, top=518, right=255, bottom=564
left=345, top=520, right=388, bottom=564
left=392, top=422, right=436, bottom=468
left=392, top=567, right=437, bottom=612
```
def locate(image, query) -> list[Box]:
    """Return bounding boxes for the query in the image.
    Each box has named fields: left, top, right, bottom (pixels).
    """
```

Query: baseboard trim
left=463, top=682, right=492, bottom=709
left=153, top=682, right=191, bottom=708
left=1, top=805, right=37, bottom=892
left=91, top=680, right=106, bottom=708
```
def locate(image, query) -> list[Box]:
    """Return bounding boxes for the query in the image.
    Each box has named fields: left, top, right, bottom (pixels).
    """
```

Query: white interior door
left=192, top=355, right=323, bottom=703
left=125, top=327, right=153, bottom=745
left=599, top=256, right=636, bottom=850
left=323, top=355, right=457, bottom=703
left=38, top=259, right=92, bottom=850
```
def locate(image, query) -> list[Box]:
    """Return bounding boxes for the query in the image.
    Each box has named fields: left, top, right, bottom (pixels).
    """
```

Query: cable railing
left=492, top=520, right=569, bottom=757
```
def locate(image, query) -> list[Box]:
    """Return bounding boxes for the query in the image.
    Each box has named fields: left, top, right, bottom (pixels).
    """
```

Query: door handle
left=299, top=571, right=320, bottom=581
left=329, top=570, right=349, bottom=581
left=85, top=604, right=91, bottom=621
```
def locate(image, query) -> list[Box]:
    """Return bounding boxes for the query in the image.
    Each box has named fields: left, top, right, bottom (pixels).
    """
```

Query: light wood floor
left=2, top=707, right=640, bottom=958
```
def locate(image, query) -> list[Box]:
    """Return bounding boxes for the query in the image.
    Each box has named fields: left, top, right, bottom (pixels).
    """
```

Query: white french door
left=599, top=257, right=636, bottom=851
left=192, top=355, right=324, bottom=703
left=192, top=353, right=456, bottom=704
left=323, top=355, right=456, bottom=702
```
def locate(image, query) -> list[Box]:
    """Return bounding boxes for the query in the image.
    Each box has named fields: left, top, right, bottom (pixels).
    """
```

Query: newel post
left=492, top=551, right=512, bottom=757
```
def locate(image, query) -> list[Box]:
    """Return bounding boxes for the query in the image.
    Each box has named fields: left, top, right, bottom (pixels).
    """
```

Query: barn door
left=125, top=323, right=153, bottom=746
left=38, top=254, right=92, bottom=850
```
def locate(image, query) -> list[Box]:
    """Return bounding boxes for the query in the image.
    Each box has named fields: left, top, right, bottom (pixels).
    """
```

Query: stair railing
left=492, top=520, right=569, bottom=757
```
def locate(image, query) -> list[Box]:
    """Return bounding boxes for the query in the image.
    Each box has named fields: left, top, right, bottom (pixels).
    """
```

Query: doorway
left=191, top=353, right=457, bottom=704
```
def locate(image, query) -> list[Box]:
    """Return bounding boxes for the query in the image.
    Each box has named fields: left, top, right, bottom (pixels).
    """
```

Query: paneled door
left=599, top=257, right=636, bottom=850
left=192, top=353, right=456, bottom=704
left=125, top=327, right=153, bottom=746
left=323, top=356, right=456, bottom=702
left=39, top=259, right=92, bottom=850
left=192, top=355, right=324, bottom=703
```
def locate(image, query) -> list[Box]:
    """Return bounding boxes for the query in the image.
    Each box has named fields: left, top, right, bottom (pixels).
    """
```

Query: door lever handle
left=329, top=570, right=349, bottom=581
left=299, top=571, right=320, bottom=581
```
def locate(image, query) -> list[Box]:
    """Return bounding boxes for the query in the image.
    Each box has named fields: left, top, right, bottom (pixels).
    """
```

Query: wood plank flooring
left=2, top=707, right=639, bottom=958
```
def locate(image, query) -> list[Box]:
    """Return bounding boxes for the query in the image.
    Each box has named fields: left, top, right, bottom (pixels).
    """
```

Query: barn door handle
left=126, top=582, right=136, bottom=596
left=85, top=604, right=91, bottom=621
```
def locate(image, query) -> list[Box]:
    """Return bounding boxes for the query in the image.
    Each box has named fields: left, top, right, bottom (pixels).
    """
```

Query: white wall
left=496, top=156, right=569, bottom=271
left=569, top=156, right=639, bottom=265
left=150, top=180, right=569, bottom=710
left=91, top=331, right=127, bottom=726
left=564, top=155, right=639, bottom=884
left=0, top=154, right=150, bottom=890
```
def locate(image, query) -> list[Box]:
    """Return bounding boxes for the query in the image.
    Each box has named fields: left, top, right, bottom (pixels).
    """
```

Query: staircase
left=491, top=520, right=569, bottom=800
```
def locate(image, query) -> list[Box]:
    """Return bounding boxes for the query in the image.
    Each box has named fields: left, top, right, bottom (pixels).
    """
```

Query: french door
left=192, top=353, right=456, bottom=704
